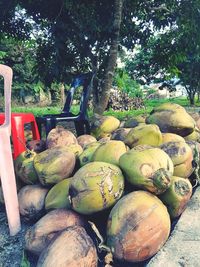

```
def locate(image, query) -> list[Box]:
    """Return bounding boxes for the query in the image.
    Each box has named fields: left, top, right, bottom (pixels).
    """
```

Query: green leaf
left=20, top=251, right=31, bottom=267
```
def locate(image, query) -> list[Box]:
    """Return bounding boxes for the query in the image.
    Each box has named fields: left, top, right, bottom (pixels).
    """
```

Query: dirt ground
left=0, top=206, right=37, bottom=267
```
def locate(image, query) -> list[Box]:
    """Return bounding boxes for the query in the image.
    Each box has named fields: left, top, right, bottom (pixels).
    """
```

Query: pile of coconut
left=1, top=103, right=200, bottom=267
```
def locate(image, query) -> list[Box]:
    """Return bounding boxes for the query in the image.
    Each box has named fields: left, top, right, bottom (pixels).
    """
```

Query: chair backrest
left=62, top=72, right=94, bottom=118
left=0, top=64, right=13, bottom=130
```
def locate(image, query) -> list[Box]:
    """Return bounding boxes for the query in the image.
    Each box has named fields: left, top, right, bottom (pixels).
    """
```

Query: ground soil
left=0, top=206, right=30, bottom=267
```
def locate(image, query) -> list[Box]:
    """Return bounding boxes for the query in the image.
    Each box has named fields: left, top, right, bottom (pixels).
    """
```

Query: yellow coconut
left=106, top=191, right=171, bottom=262
left=119, top=146, right=174, bottom=194
left=124, top=124, right=162, bottom=148
left=90, top=114, right=120, bottom=139
left=92, top=140, right=127, bottom=166
left=146, top=103, right=196, bottom=136
left=161, top=133, right=185, bottom=144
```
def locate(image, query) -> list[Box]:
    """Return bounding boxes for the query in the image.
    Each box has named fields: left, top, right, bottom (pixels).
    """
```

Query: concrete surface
left=147, top=186, right=200, bottom=267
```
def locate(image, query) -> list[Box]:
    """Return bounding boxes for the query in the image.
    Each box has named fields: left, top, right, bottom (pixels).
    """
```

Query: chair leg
left=74, top=121, right=85, bottom=136
left=0, top=130, right=21, bottom=236
left=31, top=120, right=40, bottom=140
left=45, top=118, right=55, bottom=137
left=36, top=117, right=43, bottom=137
left=84, top=120, right=91, bottom=134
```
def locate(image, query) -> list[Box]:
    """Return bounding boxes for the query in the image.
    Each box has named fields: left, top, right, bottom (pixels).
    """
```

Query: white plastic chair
left=0, top=64, right=21, bottom=236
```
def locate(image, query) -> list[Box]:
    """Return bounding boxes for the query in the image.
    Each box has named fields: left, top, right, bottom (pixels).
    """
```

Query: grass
left=11, top=96, right=200, bottom=121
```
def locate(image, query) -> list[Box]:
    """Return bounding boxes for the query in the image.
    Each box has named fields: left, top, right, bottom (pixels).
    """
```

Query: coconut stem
left=17, top=136, right=32, bottom=154
left=88, top=221, right=111, bottom=252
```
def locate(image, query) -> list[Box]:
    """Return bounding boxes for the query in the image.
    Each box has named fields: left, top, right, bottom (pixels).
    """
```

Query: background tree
left=125, top=0, right=200, bottom=105
left=1, top=0, right=199, bottom=110
left=0, top=34, right=41, bottom=102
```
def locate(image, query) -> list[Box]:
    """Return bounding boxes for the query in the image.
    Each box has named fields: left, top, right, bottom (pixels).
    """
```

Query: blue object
left=36, top=73, right=94, bottom=137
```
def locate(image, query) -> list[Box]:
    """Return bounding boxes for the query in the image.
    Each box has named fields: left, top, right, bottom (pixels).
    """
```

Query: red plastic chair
left=0, top=113, right=40, bottom=159
left=0, top=64, right=21, bottom=236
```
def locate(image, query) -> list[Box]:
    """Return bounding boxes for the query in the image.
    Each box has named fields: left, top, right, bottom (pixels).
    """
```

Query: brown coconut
left=37, top=226, right=98, bottom=267
left=25, top=209, right=85, bottom=256
left=77, top=134, right=97, bottom=148
left=160, top=141, right=194, bottom=178
left=46, top=126, right=77, bottom=149
left=111, top=128, right=131, bottom=142
left=27, top=140, right=46, bottom=153
left=188, top=112, right=200, bottom=129
left=18, top=184, right=48, bottom=221
left=107, top=191, right=171, bottom=263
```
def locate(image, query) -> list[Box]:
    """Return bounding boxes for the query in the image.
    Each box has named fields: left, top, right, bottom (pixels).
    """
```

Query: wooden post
left=0, top=64, right=21, bottom=236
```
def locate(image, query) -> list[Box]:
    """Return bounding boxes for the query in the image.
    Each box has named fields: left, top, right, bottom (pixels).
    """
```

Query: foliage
left=114, top=69, right=143, bottom=98
left=125, top=0, right=200, bottom=105
left=1, top=1, right=186, bottom=106
left=0, top=34, right=41, bottom=98
left=1, top=0, right=200, bottom=108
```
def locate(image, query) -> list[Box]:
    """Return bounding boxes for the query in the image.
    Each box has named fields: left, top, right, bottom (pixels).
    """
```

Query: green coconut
left=34, top=146, right=76, bottom=186
left=124, top=124, right=162, bottom=148
left=79, top=142, right=101, bottom=167
left=159, top=176, right=192, bottom=219
left=146, top=103, right=195, bottom=136
left=45, top=178, right=72, bottom=210
left=90, top=114, right=120, bottom=139
left=92, top=140, right=127, bottom=166
left=106, top=191, right=171, bottom=263
left=14, top=150, right=38, bottom=184
left=119, top=146, right=174, bottom=194
left=69, top=162, right=124, bottom=215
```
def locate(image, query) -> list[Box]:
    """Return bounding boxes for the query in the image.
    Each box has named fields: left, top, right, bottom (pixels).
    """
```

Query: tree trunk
left=189, top=92, right=195, bottom=105
left=94, top=0, right=124, bottom=114
left=60, top=83, right=65, bottom=106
